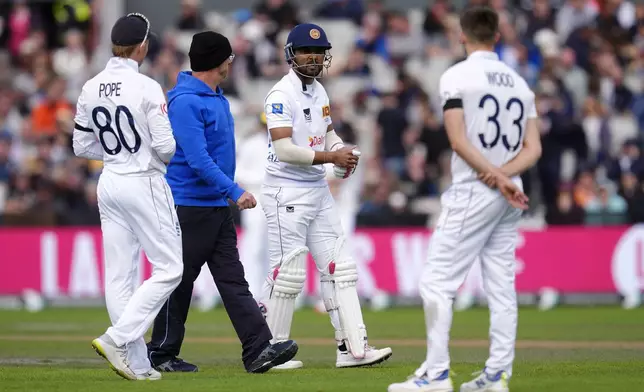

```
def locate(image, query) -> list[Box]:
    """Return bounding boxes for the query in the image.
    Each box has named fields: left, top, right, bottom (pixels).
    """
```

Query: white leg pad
left=263, top=246, right=308, bottom=344
left=320, top=277, right=347, bottom=344
left=326, top=238, right=367, bottom=359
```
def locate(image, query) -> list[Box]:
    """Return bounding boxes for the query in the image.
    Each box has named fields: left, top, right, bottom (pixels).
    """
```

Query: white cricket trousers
left=260, top=185, right=343, bottom=274
left=97, top=170, right=183, bottom=374
left=240, top=199, right=269, bottom=299
left=417, top=183, right=520, bottom=380
left=260, top=185, right=348, bottom=337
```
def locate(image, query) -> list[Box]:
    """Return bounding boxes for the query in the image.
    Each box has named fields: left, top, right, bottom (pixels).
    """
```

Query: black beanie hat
left=189, top=31, right=232, bottom=72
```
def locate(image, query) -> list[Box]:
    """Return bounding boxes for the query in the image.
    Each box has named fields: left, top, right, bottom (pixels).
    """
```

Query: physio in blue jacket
left=147, top=31, right=298, bottom=375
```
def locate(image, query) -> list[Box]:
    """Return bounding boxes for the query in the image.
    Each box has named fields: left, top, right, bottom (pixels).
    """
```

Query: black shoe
left=246, top=340, right=298, bottom=374
left=154, top=357, right=199, bottom=372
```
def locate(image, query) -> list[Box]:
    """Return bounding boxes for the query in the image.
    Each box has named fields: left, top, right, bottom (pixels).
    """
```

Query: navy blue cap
left=111, top=13, right=155, bottom=46
left=285, top=23, right=332, bottom=51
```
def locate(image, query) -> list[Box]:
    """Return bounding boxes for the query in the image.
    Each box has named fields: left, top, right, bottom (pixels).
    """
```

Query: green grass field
left=0, top=306, right=643, bottom=391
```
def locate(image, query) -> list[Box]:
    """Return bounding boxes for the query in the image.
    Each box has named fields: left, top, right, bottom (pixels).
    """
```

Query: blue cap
left=285, top=23, right=332, bottom=51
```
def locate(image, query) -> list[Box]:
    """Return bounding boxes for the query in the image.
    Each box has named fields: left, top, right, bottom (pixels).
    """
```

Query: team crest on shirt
left=303, top=108, right=312, bottom=122
left=322, top=105, right=330, bottom=117
left=271, top=103, right=283, bottom=114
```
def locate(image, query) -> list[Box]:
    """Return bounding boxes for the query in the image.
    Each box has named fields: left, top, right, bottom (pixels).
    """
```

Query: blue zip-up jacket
left=165, top=71, right=245, bottom=206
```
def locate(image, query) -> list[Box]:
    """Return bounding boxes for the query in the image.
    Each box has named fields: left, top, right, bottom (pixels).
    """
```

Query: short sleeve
left=264, top=90, right=293, bottom=129
left=527, top=92, right=538, bottom=119
left=438, top=68, right=464, bottom=111
left=73, top=88, right=91, bottom=132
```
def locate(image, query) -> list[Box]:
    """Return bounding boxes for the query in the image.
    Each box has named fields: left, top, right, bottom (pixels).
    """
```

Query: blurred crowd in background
left=2, top=0, right=644, bottom=228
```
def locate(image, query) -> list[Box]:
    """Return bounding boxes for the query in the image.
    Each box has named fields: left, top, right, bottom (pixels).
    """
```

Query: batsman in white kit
left=72, top=13, right=182, bottom=381
left=259, top=23, right=392, bottom=370
left=388, top=6, right=542, bottom=392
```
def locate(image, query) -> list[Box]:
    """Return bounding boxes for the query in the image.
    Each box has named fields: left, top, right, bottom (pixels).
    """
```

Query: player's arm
left=72, top=90, right=103, bottom=161
left=500, top=97, right=542, bottom=177
left=444, top=108, right=501, bottom=175
left=169, top=94, right=245, bottom=202
left=145, top=82, right=176, bottom=163
left=440, top=72, right=502, bottom=177
left=266, top=91, right=341, bottom=166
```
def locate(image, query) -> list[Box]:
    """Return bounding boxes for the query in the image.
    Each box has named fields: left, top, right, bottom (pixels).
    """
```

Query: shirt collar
left=287, top=69, right=315, bottom=95
left=467, top=50, right=499, bottom=61
left=106, top=57, right=140, bottom=72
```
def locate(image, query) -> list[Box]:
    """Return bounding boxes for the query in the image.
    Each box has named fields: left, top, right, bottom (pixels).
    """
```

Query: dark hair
left=460, top=6, right=499, bottom=44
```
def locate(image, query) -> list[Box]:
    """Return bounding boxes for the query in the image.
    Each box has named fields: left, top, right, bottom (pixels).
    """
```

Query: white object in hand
left=333, top=149, right=360, bottom=178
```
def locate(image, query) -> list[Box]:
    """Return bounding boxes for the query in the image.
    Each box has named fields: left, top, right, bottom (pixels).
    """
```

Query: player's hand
left=236, top=192, right=257, bottom=210
left=331, top=146, right=359, bottom=169
left=496, top=176, right=529, bottom=210
left=478, top=172, right=497, bottom=188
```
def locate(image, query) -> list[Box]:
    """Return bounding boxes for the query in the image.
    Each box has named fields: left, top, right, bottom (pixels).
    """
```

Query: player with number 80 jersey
left=73, top=59, right=176, bottom=174
left=71, top=12, right=183, bottom=383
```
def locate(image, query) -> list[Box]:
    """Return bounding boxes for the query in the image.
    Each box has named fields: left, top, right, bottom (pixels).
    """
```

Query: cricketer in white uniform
left=72, top=13, right=182, bottom=381
left=389, top=6, right=542, bottom=392
left=259, top=23, right=392, bottom=370
left=236, top=113, right=270, bottom=299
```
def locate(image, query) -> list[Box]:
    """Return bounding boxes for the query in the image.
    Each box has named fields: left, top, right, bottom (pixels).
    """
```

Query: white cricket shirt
left=263, top=69, right=332, bottom=187
left=72, top=57, right=175, bottom=176
left=439, top=51, right=537, bottom=188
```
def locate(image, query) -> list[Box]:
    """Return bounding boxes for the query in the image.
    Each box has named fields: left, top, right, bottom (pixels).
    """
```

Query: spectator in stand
left=545, top=187, right=585, bottom=225
left=555, top=0, right=599, bottom=44
left=331, top=47, right=371, bottom=76
left=255, top=0, right=300, bottom=40
left=52, top=29, right=89, bottom=102
left=4, top=0, right=38, bottom=59
left=30, top=76, right=71, bottom=137
left=0, top=133, right=14, bottom=183
left=314, top=0, right=364, bottom=26
left=619, top=171, right=644, bottom=223
left=376, top=92, right=408, bottom=177
left=386, top=11, right=424, bottom=66
left=422, top=0, right=450, bottom=38
left=356, top=11, right=389, bottom=62
left=176, top=0, right=205, bottom=31
left=607, top=139, right=644, bottom=182
left=520, top=0, right=556, bottom=38
left=573, top=167, right=598, bottom=209
left=584, top=181, right=627, bottom=225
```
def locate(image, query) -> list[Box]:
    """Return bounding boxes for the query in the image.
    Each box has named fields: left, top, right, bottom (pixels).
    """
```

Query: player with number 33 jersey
left=72, top=13, right=183, bottom=382
left=389, top=6, right=542, bottom=392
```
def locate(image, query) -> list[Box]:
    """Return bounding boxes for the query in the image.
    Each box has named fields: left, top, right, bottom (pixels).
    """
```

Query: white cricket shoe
left=388, top=370, right=453, bottom=392
left=336, top=345, right=392, bottom=368
left=272, top=360, right=304, bottom=370
left=136, top=369, right=162, bottom=380
left=460, top=369, right=509, bottom=392
left=91, top=334, right=137, bottom=380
